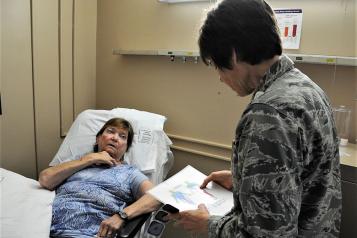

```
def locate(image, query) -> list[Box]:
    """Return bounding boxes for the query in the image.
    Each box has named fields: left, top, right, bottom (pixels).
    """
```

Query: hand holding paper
left=147, top=165, right=233, bottom=216
left=200, top=170, right=233, bottom=190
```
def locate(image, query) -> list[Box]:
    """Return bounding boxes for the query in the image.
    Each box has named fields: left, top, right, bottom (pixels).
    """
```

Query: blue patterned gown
left=50, top=164, right=147, bottom=237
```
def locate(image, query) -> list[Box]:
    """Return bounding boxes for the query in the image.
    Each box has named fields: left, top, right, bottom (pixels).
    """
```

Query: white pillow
left=50, top=108, right=171, bottom=175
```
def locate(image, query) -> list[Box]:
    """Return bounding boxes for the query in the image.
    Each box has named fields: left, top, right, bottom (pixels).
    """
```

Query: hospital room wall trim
left=168, top=133, right=232, bottom=162
left=167, top=133, right=232, bottom=150
left=171, top=145, right=230, bottom=162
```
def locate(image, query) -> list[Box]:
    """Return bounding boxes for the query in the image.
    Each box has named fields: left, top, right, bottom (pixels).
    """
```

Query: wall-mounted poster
left=274, top=9, right=303, bottom=50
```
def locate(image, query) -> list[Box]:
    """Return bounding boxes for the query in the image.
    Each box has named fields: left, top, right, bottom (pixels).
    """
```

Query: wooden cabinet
left=340, top=165, right=357, bottom=237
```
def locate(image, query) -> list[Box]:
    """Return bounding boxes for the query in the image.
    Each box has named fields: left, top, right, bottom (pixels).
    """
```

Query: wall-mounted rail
left=113, top=49, right=357, bottom=66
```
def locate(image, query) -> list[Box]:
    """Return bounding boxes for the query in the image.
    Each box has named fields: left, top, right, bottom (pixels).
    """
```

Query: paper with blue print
left=148, top=165, right=233, bottom=216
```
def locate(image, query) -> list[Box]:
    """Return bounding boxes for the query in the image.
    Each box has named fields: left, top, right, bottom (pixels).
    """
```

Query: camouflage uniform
left=208, top=55, right=341, bottom=237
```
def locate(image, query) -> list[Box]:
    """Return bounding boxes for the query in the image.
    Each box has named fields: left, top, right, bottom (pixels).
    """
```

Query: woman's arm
left=123, top=180, right=161, bottom=218
left=39, top=151, right=118, bottom=190
left=97, top=180, right=161, bottom=237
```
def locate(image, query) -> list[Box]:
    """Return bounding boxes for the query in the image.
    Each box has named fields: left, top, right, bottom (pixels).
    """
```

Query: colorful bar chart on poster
left=274, top=9, right=303, bottom=50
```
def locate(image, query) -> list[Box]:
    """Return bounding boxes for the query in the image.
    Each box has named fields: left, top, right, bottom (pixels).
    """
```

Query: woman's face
left=96, top=126, right=129, bottom=160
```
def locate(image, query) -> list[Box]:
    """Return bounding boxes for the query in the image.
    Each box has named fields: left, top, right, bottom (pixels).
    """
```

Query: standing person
left=172, top=0, right=342, bottom=237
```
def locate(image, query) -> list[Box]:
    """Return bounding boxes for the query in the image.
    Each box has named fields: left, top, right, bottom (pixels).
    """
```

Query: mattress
left=0, top=168, right=55, bottom=238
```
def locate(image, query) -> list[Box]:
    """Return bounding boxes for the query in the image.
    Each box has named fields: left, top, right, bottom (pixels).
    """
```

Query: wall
left=32, top=0, right=63, bottom=175
left=96, top=1, right=356, bottom=236
left=1, top=0, right=37, bottom=178
left=1, top=0, right=97, bottom=178
left=97, top=0, right=356, bottom=157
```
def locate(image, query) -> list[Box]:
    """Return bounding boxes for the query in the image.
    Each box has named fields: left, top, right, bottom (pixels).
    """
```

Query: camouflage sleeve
left=208, top=103, right=302, bottom=237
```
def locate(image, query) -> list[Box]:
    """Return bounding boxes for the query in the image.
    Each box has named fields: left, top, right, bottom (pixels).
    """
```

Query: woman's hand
left=81, top=151, right=119, bottom=167
left=97, top=214, right=124, bottom=238
left=200, top=170, right=233, bottom=190
left=39, top=151, right=118, bottom=190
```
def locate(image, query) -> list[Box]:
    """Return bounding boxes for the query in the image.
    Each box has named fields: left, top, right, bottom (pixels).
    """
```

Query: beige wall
left=73, top=0, right=97, bottom=117
left=98, top=0, right=356, bottom=55
left=1, top=0, right=37, bottom=178
left=1, top=0, right=97, bottom=178
left=32, top=0, right=63, bottom=175
left=97, top=0, right=356, bottom=148
left=33, top=0, right=97, bottom=174
left=273, top=0, right=356, bottom=56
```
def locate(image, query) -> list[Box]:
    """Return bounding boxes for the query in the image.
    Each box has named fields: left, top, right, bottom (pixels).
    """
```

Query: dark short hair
left=198, top=0, right=282, bottom=69
left=94, top=118, right=134, bottom=153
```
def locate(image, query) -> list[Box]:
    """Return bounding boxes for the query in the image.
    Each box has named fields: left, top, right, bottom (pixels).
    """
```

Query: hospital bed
left=0, top=108, right=174, bottom=238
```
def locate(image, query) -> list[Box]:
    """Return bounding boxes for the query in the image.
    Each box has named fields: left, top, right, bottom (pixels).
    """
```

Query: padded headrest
left=50, top=108, right=171, bottom=173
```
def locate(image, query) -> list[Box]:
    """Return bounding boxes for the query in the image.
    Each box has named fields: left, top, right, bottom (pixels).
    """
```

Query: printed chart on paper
left=274, top=9, right=303, bottom=49
left=148, top=165, right=233, bottom=216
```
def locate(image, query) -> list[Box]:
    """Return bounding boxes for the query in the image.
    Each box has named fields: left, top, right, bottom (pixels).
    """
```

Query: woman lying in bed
left=39, top=118, right=160, bottom=238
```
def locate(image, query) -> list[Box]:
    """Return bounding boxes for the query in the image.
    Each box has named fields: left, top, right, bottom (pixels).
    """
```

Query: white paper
left=147, top=165, right=233, bottom=216
left=274, top=9, right=303, bottom=50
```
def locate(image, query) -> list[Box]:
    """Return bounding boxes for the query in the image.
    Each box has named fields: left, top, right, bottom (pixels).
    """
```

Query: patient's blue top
left=50, top=164, right=147, bottom=238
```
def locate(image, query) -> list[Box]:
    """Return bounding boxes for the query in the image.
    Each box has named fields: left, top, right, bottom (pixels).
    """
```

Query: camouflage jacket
left=208, top=55, right=341, bottom=238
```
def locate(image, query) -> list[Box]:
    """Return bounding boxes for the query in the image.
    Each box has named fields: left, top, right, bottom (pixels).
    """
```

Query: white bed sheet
left=0, top=168, right=55, bottom=238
